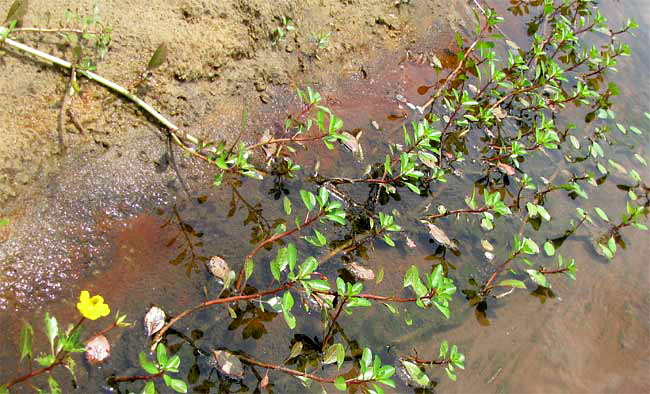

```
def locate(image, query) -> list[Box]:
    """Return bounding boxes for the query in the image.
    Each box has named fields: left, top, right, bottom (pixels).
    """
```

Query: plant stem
left=321, top=298, right=346, bottom=352
left=235, top=210, right=326, bottom=291
left=151, top=282, right=295, bottom=350
left=109, top=372, right=163, bottom=383
left=237, top=354, right=367, bottom=385
left=482, top=252, right=521, bottom=293
left=426, top=206, right=488, bottom=220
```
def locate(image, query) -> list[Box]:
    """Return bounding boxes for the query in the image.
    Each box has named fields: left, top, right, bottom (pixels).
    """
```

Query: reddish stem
left=152, top=282, right=295, bottom=348
left=234, top=210, right=326, bottom=291
left=237, top=354, right=368, bottom=385
left=110, top=372, right=163, bottom=383
left=427, top=206, right=488, bottom=220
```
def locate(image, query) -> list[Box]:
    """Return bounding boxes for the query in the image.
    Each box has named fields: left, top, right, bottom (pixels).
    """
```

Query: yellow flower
left=77, top=291, right=110, bottom=320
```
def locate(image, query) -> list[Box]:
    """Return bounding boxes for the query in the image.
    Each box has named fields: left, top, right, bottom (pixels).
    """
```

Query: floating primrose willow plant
left=0, top=0, right=648, bottom=392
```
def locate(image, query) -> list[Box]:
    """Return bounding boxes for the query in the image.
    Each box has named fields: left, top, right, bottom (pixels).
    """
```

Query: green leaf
left=166, top=355, right=181, bottom=371
left=324, top=343, right=345, bottom=369
left=288, top=341, right=303, bottom=360
left=48, top=376, right=62, bottom=394
left=569, top=135, right=580, bottom=149
left=594, top=207, right=609, bottom=222
left=323, top=343, right=339, bottom=365
left=526, top=202, right=538, bottom=217
left=496, top=279, right=527, bottom=289
left=244, top=257, right=254, bottom=281
left=607, top=236, right=617, bottom=254
left=156, top=343, right=168, bottom=367
left=526, top=269, right=550, bottom=288
left=300, top=190, right=316, bottom=211
left=287, top=242, right=297, bottom=273
left=403, top=265, right=419, bottom=289
left=401, top=360, right=430, bottom=387
left=170, top=378, right=188, bottom=393
left=45, top=312, right=58, bottom=353
left=283, top=196, right=292, bottom=215
left=455, top=31, right=463, bottom=48
left=629, top=126, right=642, bottom=135
left=35, top=354, right=55, bottom=367
left=599, top=243, right=614, bottom=259
left=382, top=303, right=399, bottom=316
left=315, top=229, right=326, bottom=245
left=318, top=186, right=329, bottom=209
left=147, top=42, right=168, bottom=71
left=433, top=300, right=450, bottom=319
left=591, top=141, right=604, bottom=158
left=404, top=182, right=420, bottom=195
left=303, top=279, right=330, bottom=292
left=376, top=267, right=384, bottom=284
left=0, top=218, right=8, bottom=228
left=536, top=205, right=550, bottom=221
left=334, top=376, right=347, bottom=391
left=282, top=291, right=296, bottom=329
left=446, top=366, right=457, bottom=381
left=522, top=238, right=540, bottom=255
left=144, top=381, right=155, bottom=394
left=383, top=234, right=395, bottom=247
left=139, top=352, right=160, bottom=374
left=19, top=321, right=33, bottom=362
left=0, top=385, right=6, bottom=394
left=404, top=308, right=413, bottom=325
left=543, top=241, right=555, bottom=256
left=439, top=340, right=449, bottom=359
left=270, top=259, right=281, bottom=281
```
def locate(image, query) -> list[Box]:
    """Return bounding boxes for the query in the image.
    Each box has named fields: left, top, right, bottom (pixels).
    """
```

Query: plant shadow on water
left=1, top=0, right=649, bottom=393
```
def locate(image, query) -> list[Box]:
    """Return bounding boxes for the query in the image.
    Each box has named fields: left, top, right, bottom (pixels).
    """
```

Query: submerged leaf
left=18, top=322, right=33, bottom=362
left=480, top=239, right=494, bottom=252
left=207, top=256, right=232, bottom=282
left=497, top=279, right=526, bottom=289
left=144, top=306, right=166, bottom=337
left=497, top=162, right=515, bottom=176
left=423, top=222, right=457, bottom=249
left=399, top=359, right=430, bottom=387
left=212, top=350, right=244, bottom=378
left=288, top=341, right=303, bottom=360
left=492, top=106, right=507, bottom=120
left=345, top=262, right=375, bottom=281
left=260, top=372, right=269, bottom=388
left=85, top=335, right=110, bottom=365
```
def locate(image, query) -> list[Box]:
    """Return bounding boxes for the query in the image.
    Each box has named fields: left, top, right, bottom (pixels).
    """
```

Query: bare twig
left=66, top=109, right=86, bottom=134
left=56, top=65, right=76, bottom=155
left=0, top=27, right=204, bottom=152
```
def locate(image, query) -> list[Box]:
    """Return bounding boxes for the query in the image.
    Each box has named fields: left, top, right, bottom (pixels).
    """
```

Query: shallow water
left=1, top=0, right=649, bottom=393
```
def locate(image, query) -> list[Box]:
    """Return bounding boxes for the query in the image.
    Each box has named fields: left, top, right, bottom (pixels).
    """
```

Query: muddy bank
left=0, top=0, right=468, bottom=209
left=0, top=0, right=470, bottom=309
